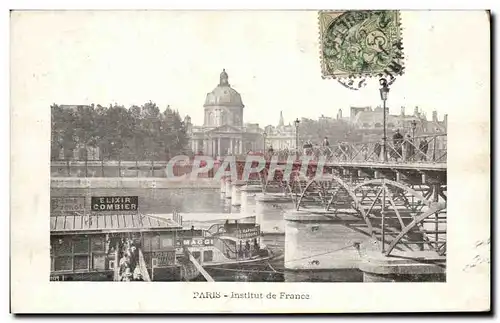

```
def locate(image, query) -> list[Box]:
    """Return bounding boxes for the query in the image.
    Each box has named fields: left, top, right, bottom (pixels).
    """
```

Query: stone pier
left=254, top=193, right=294, bottom=235
left=239, top=185, right=263, bottom=216
left=220, top=178, right=226, bottom=194
left=224, top=178, right=232, bottom=199
left=359, top=252, right=446, bottom=282
left=283, top=209, right=376, bottom=282
left=230, top=180, right=246, bottom=207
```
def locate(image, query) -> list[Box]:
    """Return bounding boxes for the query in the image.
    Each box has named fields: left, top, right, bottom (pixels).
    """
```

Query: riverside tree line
left=51, top=102, right=190, bottom=160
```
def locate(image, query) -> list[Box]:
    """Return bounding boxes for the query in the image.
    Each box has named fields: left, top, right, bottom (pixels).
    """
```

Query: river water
left=51, top=187, right=364, bottom=282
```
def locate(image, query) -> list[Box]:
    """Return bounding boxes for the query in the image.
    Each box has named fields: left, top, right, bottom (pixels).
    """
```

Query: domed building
left=203, top=69, right=244, bottom=127
left=188, top=69, right=264, bottom=156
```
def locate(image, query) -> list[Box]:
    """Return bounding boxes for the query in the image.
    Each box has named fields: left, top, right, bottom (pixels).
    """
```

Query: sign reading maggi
left=91, top=196, right=139, bottom=212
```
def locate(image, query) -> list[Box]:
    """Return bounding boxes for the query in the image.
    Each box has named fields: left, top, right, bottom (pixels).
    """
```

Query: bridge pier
left=240, top=185, right=263, bottom=216
left=359, top=252, right=446, bottom=282
left=283, top=209, right=376, bottom=282
left=220, top=178, right=227, bottom=195
left=254, top=193, right=293, bottom=235
left=225, top=178, right=232, bottom=199
left=230, top=180, right=246, bottom=206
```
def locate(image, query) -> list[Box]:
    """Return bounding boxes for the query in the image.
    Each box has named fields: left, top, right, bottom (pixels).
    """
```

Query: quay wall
left=51, top=177, right=219, bottom=189
left=51, top=177, right=225, bottom=214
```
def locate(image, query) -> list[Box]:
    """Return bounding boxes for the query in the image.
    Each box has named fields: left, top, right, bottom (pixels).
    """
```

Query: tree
left=51, top=104, right=78, bottom=160
left=140, top=101, right=162, bottom=160
left=51, top=101, right=191, bottom=161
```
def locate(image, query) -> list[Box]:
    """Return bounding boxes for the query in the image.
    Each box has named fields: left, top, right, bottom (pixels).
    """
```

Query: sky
left=11, top=10, right=489, bottom=127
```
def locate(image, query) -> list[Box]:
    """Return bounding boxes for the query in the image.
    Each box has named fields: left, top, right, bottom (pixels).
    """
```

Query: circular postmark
left=320, top=10, right=404, bottom=81
left=337, top=77, right=367, bottom=91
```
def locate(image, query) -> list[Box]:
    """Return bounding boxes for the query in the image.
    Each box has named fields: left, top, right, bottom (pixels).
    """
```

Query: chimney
left=338, top=109, right=343, bottom=120
left=432, top=111, right=438, bottom=122
left=414, top=106, right=419, bottom=116
left=444, top=114, right=448, bottom=127
left=401, top=106, right=405, bottom=116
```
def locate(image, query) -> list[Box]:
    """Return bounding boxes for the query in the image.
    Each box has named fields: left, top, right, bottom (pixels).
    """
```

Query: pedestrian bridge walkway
left=49, top=133, right=447, bottom=178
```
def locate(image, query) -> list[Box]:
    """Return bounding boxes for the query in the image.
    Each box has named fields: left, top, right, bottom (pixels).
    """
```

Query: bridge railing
left=263, top=134, right=447, bottom=164
left=322, top=133, right=447, bottom=164
left=50, top=134, right=447, bottom=178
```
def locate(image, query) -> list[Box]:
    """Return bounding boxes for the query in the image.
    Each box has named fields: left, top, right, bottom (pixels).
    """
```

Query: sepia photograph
left=10, top=7, right=490, bottom=313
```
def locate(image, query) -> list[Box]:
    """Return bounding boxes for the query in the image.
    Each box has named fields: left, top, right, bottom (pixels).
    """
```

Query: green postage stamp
left=319, top=10, right=404, bottom=80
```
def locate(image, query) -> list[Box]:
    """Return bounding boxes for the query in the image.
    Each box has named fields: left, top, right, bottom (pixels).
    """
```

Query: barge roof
left=50, top=213, right=182, bottom=235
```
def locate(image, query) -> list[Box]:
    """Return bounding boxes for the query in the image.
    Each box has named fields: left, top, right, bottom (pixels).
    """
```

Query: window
left=54, top=256, right=72, bottom=271
left=374, top=123, right=382, bottom=128
left=74, top=255, right=89, bottom=270
left=91, top=236, right=105, bottom=253
left=151, top=234, right=161, bottom=250
left=142, top=235, right=151, bottom=251
left=92, top=254, right=106, bottom=270
left=73, top=236, right=89, bottom=253
left=90, top=235, right=107, bottom=270
left=160, top=233, right=173, bottom=249
left=53, top=237, right=72, bottom=254
left=203, top=250, right=213, bottom=262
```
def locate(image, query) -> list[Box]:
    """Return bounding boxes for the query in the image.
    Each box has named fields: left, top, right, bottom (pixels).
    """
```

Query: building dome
left=203, top=69, right=244, bottom=107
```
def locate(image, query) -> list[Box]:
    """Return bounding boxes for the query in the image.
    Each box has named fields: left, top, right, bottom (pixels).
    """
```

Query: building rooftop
left=50, top=213, right=182, bottom=235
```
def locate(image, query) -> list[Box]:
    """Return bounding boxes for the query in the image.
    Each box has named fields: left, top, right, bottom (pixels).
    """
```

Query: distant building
left=187, top=69, right=264, bottom=156
left=339, top=106, right=447, bottom=142
left=263, top=111, right=297, bottom=150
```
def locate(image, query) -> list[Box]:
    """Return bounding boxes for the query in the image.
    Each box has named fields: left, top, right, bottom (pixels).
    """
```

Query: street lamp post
left=379, top=78, right=390, bottom=163
left=294, top=118, right=300, bottom=160
left=410, top=119, right=418, bottom=163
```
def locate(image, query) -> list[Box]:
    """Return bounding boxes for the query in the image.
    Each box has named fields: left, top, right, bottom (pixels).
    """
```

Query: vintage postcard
left=10, top=10, right=490, bottom=313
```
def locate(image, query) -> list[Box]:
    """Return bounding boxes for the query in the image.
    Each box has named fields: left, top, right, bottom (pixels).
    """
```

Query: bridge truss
left=271, top=166, right=447, bottom=257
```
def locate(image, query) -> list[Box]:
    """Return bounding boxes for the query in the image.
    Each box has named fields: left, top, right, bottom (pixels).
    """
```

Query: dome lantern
left=219, top=68, right=230, bottom=87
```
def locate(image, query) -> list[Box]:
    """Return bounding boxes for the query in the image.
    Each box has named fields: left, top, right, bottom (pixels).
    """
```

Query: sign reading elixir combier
left=91, top=196, right=139, bottom=212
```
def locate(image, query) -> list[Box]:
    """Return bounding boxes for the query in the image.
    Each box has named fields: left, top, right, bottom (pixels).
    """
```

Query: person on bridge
left=322, top=137, right=331, bottom=157
left=419, top=137, right=429, bottom=161
left=267, top=145, right=274, bottom=156
left=374, top=140, right=382, bottom=161
left=303, top=141, right=313, bottom=155
left=392, top=129, right=404, bottom=162
left=404, top=134, right=415, bottom=162
left=322, top=137, right=330, bottom=147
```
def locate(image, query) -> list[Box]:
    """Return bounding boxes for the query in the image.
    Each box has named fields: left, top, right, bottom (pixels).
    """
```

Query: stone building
left=188, top=69, right=264, bottom=156
left=338, top=106, right=448, bottom=142
left=263, top=111, right=297, bottom=150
